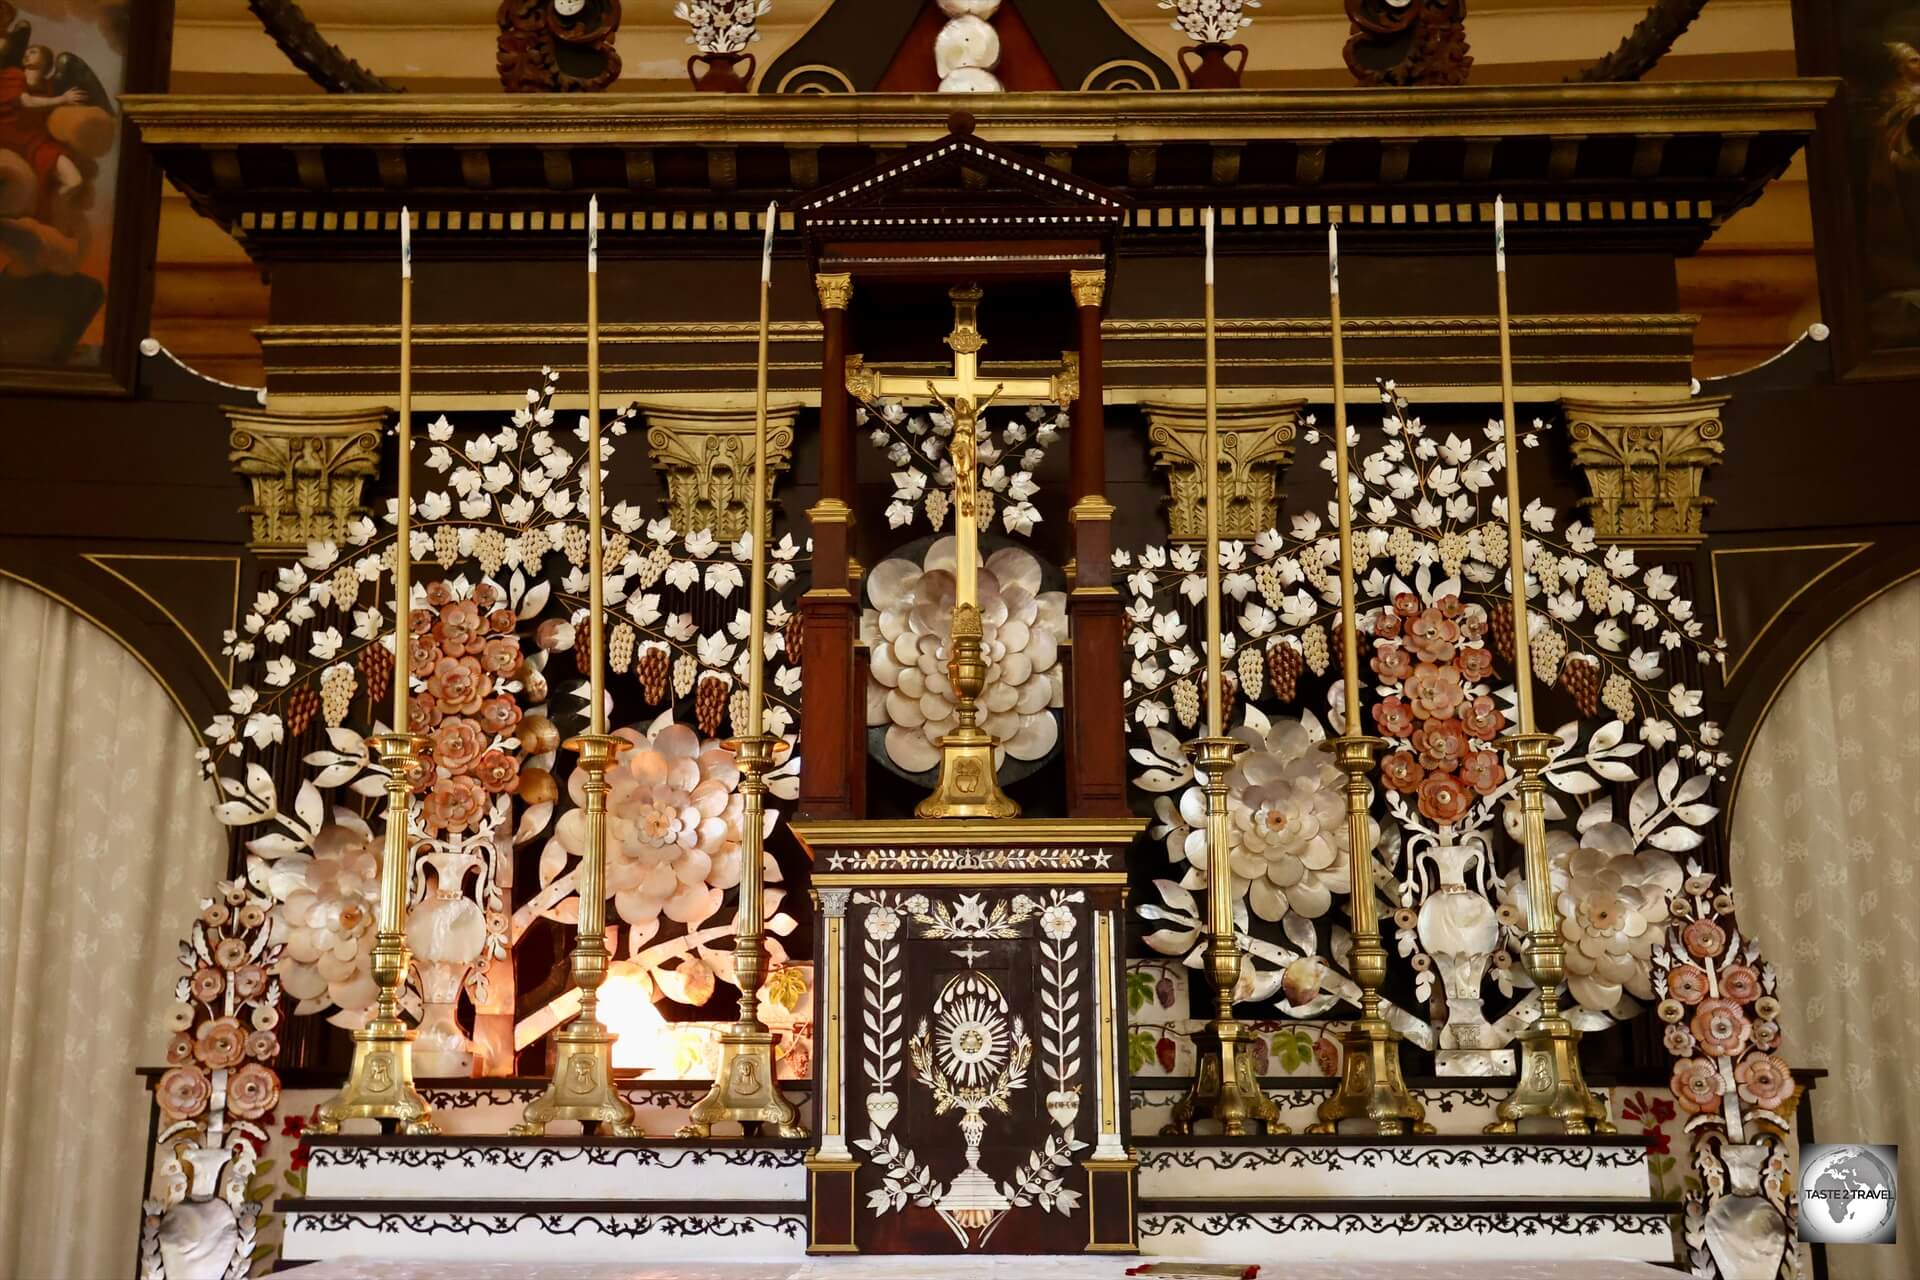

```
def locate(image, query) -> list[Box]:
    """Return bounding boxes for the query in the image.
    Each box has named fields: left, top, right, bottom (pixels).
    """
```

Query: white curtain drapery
left=1732, top=576, right=1919, bottom=1280
left=0, top=581, right=226, bottom=1280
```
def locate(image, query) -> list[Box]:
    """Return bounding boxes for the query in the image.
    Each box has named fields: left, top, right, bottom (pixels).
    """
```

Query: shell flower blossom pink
left=1417, top=772, right=1472, bottom=825
left=157, top=1065, right=212, bottom=1121
left=1670, top=1057, right=1721, bottom=1115
left=413, top=582, right=534, bottom=835
left=1381, top=749, right=1424, bottom=794
left=1690, top=997, right=1753, bottom=1058
left=1404, top=662, right=1465, bottom=722
left=1733, top=1051, right=1794, bottom=1113
left=1682, top=918, right=1728, bottom=960
left=1668, top=963, right=1711, bottom=1005
left=1406, top=607, right=1460, bottom=662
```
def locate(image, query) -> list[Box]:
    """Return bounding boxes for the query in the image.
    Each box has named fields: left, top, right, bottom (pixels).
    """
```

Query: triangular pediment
left=796, top=113, right=1128, bottom=239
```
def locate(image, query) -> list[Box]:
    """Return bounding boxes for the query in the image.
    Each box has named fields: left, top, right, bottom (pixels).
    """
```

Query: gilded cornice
left=123, top=82, right=1835, bottom=147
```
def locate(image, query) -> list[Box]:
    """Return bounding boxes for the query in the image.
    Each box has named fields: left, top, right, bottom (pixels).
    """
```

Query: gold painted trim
left=812, top=872, right=1132, bottom=888
left=794, top=818, right=1146, bottom=845
left=124, top=82, right=1836, bottom=148
left=83, top=553, right=243, bottom=687
left=1710, top=542, right=1873, bottom=681
left=1102, top=314, right=1699, bottom=341
left=1726, top=568, right=1920, bottom=835
left=258, top=321, right=824, bottom=348
left=776, top=64, right=856, bottom=96
left=0, top=569, right=206, bottom=752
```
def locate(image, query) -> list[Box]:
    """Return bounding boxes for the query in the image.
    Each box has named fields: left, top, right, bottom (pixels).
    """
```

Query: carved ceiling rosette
left=1345, top=0, right=1472, bottom=88
left=1142, top=399, right=1304, bottom=543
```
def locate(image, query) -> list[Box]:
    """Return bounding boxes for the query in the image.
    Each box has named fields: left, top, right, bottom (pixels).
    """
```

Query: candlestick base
left=512, top=1018, right=640, bottom=1137
left=1162, top=1019, right=1285, bottom=1136
left=1310, top=1016, right=1433, bottom=1135
left=678, top=1026, right=805, bottom=1138
left=917, top=604, right=1020, bottom=819
left=310, top=1005, right=438, bottom=1135
left=1484, top=1017, right=1614, bottom=1136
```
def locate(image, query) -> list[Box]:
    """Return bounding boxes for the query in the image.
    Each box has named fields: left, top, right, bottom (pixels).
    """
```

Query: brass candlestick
left=1165, top=736, right=1283, bottom=1136
left=311, top=730, right=438, bottom=1134
left=313, top=209, right=434, bottom=1136
left=681, top=733, right=805, bottom=1137
left=1486, top=736, right=1613, bottom=1134
left=1483, top=198, right=1611, bottom=1136
left=1311, top=221, right=1427, bottom=1135
left=681, top=202, right=804, bottom=1137
left=515, top=733, right=640, bottom=1135
left=1311, top=734, right=1431, bottom=1134
left=1165, top=212, right=1282, bottom=1137
left=918, top=601, right=1018, bottom=819
left=517, top=198, right=641, bottom=1137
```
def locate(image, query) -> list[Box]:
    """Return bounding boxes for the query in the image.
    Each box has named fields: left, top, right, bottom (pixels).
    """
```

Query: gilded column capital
left=227, top=405, right=391, bottom=550
left=815, top=272, right=854, bottom=311
left=1559, top=395, right=1729, bottom=549
left=637, top=403, right=800, bottom=542
left=1142, top=399, right=1305, bottom=542
left=1069, top=268, right=1107, bottom=309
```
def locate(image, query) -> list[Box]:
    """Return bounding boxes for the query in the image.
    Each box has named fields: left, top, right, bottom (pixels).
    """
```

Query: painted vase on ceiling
left=1178, top=43, right=1249, bottom=90
left=688, top=51, right=756, bottom=93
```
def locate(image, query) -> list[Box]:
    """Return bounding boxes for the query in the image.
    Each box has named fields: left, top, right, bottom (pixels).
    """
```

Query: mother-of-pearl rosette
left=864, top=538, right=1065, bottom=775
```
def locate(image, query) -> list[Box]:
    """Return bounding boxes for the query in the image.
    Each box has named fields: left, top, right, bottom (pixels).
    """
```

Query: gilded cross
left=846, top=285, right=1076, bottom=609
left=844, top=283, right=1077, bottom=818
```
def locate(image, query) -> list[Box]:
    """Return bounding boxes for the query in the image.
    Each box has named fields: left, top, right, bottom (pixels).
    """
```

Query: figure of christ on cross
left=846, top=283, right=1077, bottom=818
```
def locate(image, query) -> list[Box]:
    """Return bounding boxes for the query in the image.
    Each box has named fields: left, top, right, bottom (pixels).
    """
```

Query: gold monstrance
left=847, top=286, right=1076, bottom=819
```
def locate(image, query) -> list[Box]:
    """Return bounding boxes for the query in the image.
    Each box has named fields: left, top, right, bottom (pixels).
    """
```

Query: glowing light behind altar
left=597, top=965, right=679, bottom=1074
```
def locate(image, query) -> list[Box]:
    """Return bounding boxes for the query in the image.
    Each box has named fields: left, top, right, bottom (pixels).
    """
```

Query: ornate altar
left=74, top=4, right=1858, bottom=1276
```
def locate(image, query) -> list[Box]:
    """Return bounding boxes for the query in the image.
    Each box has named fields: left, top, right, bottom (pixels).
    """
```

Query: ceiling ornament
left=498, top=0, right=624, bottom=93
left=1344, top=0, right=1472, bottom=87
left=1572, top=0, right=1713, bottom=83
left=244, top=0, right=400, bottom=93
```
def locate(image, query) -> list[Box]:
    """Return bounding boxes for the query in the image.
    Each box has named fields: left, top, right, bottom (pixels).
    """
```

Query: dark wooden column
left=1065, top=268, right=1130, bottom=818
left=798, top=272, right=864, bottom=819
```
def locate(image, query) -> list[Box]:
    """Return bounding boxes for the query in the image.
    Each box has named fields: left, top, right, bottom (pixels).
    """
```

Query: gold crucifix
left=846, top=284, right=1077, bottom=818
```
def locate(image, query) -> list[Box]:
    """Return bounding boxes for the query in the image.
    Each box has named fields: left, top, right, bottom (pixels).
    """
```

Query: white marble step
left=1137, top=1196, right=1678, bottom=1263
left=1136, top=1135, right=1652, bottom=1199
left=280, top=1199, right=810, bottom=1264
left=303, top=1136, right=808, bottom=1201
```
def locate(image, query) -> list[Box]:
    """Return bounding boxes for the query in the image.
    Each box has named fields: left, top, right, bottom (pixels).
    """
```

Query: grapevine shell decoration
left=862, top=538, right=1066, bottom=776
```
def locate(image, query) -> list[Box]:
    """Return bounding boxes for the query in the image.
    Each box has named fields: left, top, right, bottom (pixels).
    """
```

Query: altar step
left=282, top=1136, right=810, bottom=1264
left=1135, top=1135, right=1678, bottom=1263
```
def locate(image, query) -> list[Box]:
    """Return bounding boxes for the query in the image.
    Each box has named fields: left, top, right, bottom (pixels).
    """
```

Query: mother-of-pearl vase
left=1413, top=837, right=1512, bottom=1076
left=406, top=847, right=489, bottom=1078
left=1705, top=1141, right=1790, bottom=1280
left=155, top=1146, right=240, bottom=1280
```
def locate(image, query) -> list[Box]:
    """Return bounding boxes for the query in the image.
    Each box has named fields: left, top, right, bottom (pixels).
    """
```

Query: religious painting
left=1795, top=0, right=1920, bottom=377
left=0, top=0, right=169, bottom=393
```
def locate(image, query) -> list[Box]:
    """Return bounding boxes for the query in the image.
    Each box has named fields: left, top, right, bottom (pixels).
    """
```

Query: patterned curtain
left=0, top=581, right=225, bottom=1280
left=1731, top=576, right=1919, bottom=1279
